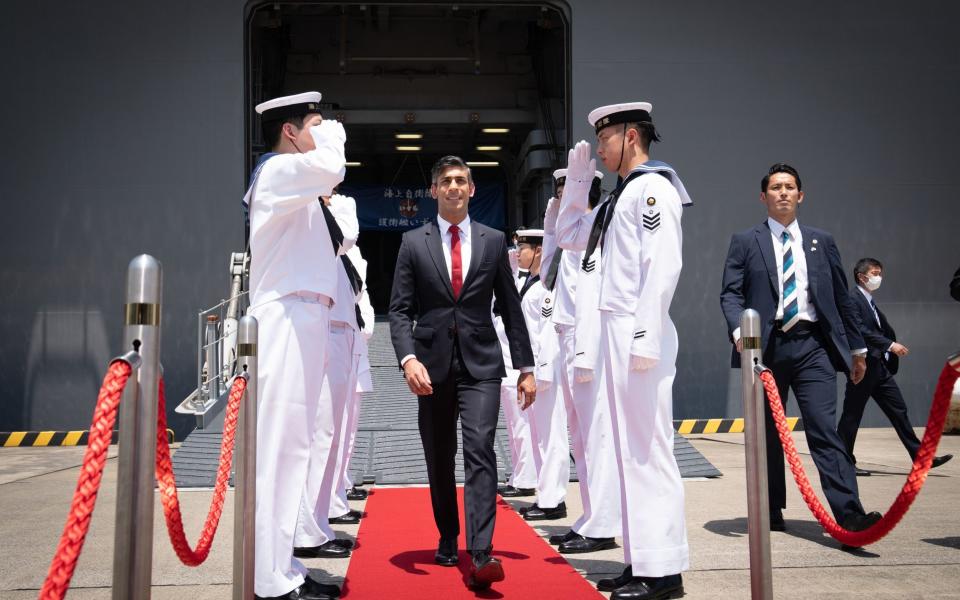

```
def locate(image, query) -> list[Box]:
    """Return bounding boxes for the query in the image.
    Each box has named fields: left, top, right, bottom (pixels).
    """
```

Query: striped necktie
left=780, top=230, right=800, bottom=331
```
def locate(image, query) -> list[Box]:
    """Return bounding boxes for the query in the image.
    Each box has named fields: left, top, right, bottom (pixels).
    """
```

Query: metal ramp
left=172, top=318, right=721, bottom=486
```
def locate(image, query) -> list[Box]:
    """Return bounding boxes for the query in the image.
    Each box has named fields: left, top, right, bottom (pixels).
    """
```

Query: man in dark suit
left=838, top=258, right=953, bottom=474
left=720, top=163, right=881, bottom=538
left=389, top=155, right=536, bottom=590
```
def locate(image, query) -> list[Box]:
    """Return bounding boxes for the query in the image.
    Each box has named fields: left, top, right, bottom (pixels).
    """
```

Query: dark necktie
left=583, top=170, right=644, bottom=261
left=319, top=200, right=345, bottom=254
left=780, top=230, right=800, bottom=331
left=450, top=224, right=463, bottom=298
left=340, top=255, right=365, bottom=330
left=870, top=298, right=882, bottom=327
left=543, top=249, right=563, bottom=291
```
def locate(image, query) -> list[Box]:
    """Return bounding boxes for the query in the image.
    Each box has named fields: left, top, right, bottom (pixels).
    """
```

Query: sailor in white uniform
left=496, top=230, right=545, bottom=497
left=521, top=176, right=573, bottom=522
left=292, top=195, right=366, bottom=560
left=327, top=242, right=375, bottom=516
left=244, top=91, right=353, bottom=600
left=555, top=102, right=692, bottom=600
left=543, top=170, right=623, bottom=554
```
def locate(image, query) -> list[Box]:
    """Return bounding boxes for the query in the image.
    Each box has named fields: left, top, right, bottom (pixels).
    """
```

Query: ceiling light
left=395, top=133, right=423, bottom=140
left=396, top=145, right=422, bottom=152
left=481, top=128, right=510, bottom=134
left=345, top=161, right=362, bottom=167
left=466, top=161, right=499, bottom=167
left=476, top=145, right=501, bottom=152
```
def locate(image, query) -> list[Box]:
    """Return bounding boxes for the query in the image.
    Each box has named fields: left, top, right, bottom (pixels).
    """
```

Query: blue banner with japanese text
left=339, top=183, right=506, bottom=231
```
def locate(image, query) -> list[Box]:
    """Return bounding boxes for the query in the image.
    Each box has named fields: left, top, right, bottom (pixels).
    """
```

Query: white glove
left=312, top=120, right=347, bottom=145
left=507, top=247, right=520, bottom=278
left=543, top=196, right=560, bottom=235
left=629, top=355, right=659, bottom=372
left=565, top=140, right=596, bottom=184
left=574, top=367, right=594, bottom=383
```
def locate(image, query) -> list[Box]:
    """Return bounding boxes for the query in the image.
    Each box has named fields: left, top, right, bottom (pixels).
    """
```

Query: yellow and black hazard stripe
left=1, top=430, right=174, bottom=447
left=673, top=418, right=803, bottom=435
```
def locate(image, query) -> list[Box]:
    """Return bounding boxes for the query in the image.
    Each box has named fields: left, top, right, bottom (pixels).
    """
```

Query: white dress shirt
left=767, top=218, right=818, bottom=324
left=436, top=213, right=472, bottom=283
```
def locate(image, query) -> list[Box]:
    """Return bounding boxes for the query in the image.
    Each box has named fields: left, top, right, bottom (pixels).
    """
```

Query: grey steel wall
left=1, top=0, right=958, bottom=437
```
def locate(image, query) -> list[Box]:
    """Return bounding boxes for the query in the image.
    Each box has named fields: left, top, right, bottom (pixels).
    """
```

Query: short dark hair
left=431, top=155, right=472, bottom=184
left=262, top=113, right=315, bottom=150
left=625, top=121, right=661, bottom=152
left=761, top=163, right=802, bottom=192
left=853, top=257, right=883, bottom=283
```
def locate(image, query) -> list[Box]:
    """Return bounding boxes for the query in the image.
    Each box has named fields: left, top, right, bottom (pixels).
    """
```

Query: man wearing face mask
left=837, top=258, right=953, bottom=475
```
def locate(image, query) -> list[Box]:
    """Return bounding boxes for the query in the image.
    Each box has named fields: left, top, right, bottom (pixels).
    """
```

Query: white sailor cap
left=588, top=102, right=653, bottom=134
left=515, top=228, right=544, bottom=244
left=255, top=91, right=323, bottom=123
left=553, top=169, right=604, bottom=185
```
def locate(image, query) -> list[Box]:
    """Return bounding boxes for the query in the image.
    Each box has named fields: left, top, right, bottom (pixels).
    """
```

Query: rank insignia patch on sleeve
left=642, top=210, right=661, bottom=232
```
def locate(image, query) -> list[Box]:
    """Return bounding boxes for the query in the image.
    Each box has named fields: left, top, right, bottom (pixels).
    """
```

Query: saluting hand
left=403, top=358, right=433, bottom=396
left=517, top=372, right=537, bottom=410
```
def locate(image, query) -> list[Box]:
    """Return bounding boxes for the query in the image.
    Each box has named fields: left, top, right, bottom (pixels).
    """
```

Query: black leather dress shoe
left=932, top=454, right=954, bottom=468
left=769, top=509, right=786, bottom=532
left=255, top=576, right=341, bottom=600
left=328, top=509, right=363, bottom=524
left=331, top=538, right=354, bottom=550
left=841, top=510, right=882, bottom=533
left=854, top=466, right=871, bottom=476
left=522, top=501, right=567, bottom=521
left=293, top=540, right=351, bottom=559
left=435, top=537, right=458, bottom=566
left=610, top=574, right=684, bottom=600
left=559, top=535, right=616, bottom=554
left=498, top=484, right=536, bottom=497
left=549, top=529, right=578, bottom=545
left=468, top=550, right=504, bottom=590
left=597, top=566, right=633, bottom=592
left=346, top=486, right=368, bottom=500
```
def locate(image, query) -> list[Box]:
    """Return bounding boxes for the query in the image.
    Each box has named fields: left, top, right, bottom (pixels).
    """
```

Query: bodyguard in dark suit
left=389, top=156, right=536, bottom=590
left=720, top=163, right=881, bottom=536
left=838, top=258, right=952, bottom=473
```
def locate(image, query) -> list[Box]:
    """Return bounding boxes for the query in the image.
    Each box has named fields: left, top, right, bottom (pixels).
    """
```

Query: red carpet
left=341, top=487, right=604, bottom=599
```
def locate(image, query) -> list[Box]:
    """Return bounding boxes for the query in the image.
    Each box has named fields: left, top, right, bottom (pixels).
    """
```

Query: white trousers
left=601, top=312, right=689, bottom=577
left=295, top=322, right=359, bottom=543
left=250, top=295, right=330, bottom=597
left=500, top=374, right=538, bottom=489
left=529, top=336, right=571, bottom=509
left=328, top=332, right=364, bottom=518
left=556, top=325, right=622, bottom=539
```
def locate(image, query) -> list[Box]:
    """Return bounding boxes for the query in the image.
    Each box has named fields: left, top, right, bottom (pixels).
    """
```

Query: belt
left=773, top=319, right=817, bottom=333
left=292, top=291, right=333, bottom=307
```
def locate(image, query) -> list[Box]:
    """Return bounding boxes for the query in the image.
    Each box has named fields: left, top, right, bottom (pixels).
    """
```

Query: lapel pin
left=812, top=239, right=818, bottom=244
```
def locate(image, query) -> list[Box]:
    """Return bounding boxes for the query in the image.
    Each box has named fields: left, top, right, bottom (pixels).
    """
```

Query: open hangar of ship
left=1, top=0, right=958, bottom=439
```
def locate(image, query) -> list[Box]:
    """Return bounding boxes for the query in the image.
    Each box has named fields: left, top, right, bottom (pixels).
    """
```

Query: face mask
left=863, top=275, right=882, bottom=291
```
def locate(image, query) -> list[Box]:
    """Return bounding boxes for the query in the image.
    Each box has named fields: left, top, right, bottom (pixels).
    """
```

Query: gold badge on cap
left=646, top=197, right=656, bottom=206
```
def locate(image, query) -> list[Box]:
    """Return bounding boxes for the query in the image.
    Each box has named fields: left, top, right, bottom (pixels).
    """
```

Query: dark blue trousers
left=838, top=357, right=920, bottom=464
left=764, top=323, right=864, bottom=521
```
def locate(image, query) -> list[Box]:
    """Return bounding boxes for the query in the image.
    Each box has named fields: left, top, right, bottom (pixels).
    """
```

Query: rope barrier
left=39, top=360, right=133, bottom=600
left=155, top=375, right=247, bottom=566
left=761, top=357, right=960, bottom=547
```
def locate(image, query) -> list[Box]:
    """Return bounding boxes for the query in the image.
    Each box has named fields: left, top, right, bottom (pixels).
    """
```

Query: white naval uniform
left=528, top=228, right=573, bottom=510
left=329, top=245, right=375, bottom=517
left=568, top=243, right=622, bottom=539
left=294, top=230, right=365, bottom=545
left=556, top=170, right=689, bottom=577
left=494, top=273, right=538, bottom=490
left=245, top=124, right=353, bottom=598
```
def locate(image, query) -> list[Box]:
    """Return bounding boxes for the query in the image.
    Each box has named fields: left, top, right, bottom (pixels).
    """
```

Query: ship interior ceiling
left=248, top=2, right=568, bottom=313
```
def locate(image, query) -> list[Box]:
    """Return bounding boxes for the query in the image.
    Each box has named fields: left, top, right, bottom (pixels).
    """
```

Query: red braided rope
left=155, top=375, right=247, bottom=566
left=39, top=360, right=133, bottom=600
left=760, top=358, right=959, bottom=547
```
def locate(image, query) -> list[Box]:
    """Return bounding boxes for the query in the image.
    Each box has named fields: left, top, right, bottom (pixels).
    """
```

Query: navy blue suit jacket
left=720, top=221, right=866, bottom=372
left=388, top=219, right=534, bottom=383
left=849, top=288, right=899, bottom=375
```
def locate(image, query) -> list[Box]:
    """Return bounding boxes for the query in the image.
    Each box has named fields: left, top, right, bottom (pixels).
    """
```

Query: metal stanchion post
left=113, top=255, right=162, bottom=600
left=740, top=308, right=772, bottom=600
left=233, top=316, right=258, bottom=600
